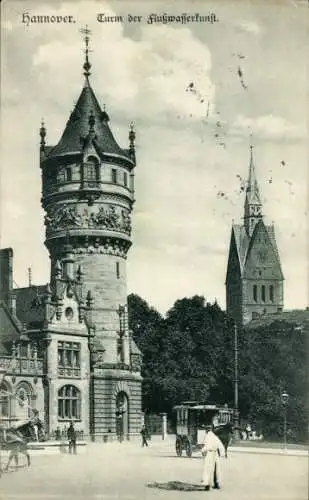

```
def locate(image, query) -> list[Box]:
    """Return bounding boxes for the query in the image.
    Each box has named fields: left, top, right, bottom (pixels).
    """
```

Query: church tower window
left=124, top=172, right=128, bottom=187
left=253, top=284, right=257, bottom=302
left=116, top=261, right=120, bottom=279
left=261, top=285, right=266, bottom=302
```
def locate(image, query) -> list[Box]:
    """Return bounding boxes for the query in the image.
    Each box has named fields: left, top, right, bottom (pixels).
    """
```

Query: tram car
left=173, top=401, right=234, bottom=457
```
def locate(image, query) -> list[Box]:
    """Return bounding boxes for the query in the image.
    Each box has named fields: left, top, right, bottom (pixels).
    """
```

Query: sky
left=1, top=0, right=308, bottom=315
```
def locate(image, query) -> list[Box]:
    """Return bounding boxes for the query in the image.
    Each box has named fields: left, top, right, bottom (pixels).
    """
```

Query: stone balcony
left=0, top=355, right=43, bottom=376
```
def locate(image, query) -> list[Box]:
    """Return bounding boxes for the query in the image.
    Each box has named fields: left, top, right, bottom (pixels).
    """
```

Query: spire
left=43, top=28, right=133, bottom=162
left=244, top=143, right=263, bottom=237
left=246, top=145, right=261, bottom=203
left=80, top=25, right=92, bottom=80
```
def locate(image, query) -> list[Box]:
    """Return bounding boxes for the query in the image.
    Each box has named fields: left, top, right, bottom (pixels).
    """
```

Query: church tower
left=40, top=29, right=142, bottom=439
left=226, top=146, right=284, bottom=325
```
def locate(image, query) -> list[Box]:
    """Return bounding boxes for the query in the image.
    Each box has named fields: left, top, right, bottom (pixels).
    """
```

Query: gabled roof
left=45, top=80, right=130, bottom=161
left=230, top=220, right=283, bottom=277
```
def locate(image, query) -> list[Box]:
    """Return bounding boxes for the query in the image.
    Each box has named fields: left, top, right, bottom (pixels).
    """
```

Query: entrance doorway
left=115, top=392, right=129, bottom=441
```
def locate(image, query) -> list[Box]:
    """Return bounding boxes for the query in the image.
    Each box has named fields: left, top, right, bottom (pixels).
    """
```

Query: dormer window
left=84, top=156, right=100, bottom=182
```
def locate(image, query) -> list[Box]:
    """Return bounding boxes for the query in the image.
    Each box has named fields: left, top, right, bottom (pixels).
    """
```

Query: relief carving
left=45, top=204, right=131, bottom=235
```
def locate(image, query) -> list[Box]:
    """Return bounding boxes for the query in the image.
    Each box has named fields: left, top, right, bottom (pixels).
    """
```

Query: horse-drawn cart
left=173, top=402, right=234, bottom=457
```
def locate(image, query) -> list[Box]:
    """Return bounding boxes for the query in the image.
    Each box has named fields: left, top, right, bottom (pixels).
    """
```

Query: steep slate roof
left=247, top=309, right=309, bottom=329
left=231, top=224, right=250, bottom=272
left=46, top=80, right=130, bottom=160
left=0, top=301, right=21, bottom=354
left=231, top=220, right=282, bottom=275
left=14, top=286, right=47, bottom=328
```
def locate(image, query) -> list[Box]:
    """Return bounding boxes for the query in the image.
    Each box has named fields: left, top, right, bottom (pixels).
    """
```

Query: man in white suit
left=201, top=424, right=225, bottom=491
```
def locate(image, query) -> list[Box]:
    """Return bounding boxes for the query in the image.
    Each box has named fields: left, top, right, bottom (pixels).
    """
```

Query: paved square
left=0, top=440, right=307, bottom=500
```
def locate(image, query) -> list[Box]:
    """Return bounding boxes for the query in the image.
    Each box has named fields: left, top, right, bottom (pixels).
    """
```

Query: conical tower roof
left=47, top=80, right=129, bottom=160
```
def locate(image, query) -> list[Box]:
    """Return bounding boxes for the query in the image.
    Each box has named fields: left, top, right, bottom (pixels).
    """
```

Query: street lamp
left=233, top=322, right=241, bottom=440
left=281, top=391, right=289, bottom=452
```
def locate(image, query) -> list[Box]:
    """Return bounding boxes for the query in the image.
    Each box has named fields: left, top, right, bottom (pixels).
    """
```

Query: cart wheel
left=185, top=439, right=192, bottom=457
left=176, top=437, right=183, bottom=457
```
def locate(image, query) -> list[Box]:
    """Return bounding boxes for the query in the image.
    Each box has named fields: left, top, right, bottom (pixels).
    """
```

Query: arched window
left=15, top=382, right=33, bottom=419
left=269, top=285, right=274, bottom=302
left=0, top=382, right=11, bottom=419
left=261, top=285, right=266, bottom=302
left=253, top=285, right=257, bottom=302
left=58, top=385, right=81, bottom=420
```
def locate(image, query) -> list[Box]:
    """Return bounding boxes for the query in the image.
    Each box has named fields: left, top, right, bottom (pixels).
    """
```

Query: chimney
left=0, top=248, right=13, bottom=306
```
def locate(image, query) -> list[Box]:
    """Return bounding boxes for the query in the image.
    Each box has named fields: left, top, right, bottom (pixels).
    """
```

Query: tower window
left=253, top=285, right=257, bottom=302
left=85, top=156, right=100, bottom=182
left=87, top=164, right=97, bottom=180
left=116, top=261, right=120, bottom=279
left=66, top=168, right=72, bottom=182
left=112, top=168, right=117, bottom=184
left=123, top=172, right=128, bottom=187
left=269, top=285, right=274, bottom=302
left=261, top=285, right=266, bottom=302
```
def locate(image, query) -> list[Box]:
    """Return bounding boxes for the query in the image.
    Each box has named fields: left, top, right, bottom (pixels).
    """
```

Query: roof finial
left=40, top=119, right=46, bottom=151
left=80, top=25, right=92, bottom=79
left=129, top=122, right=136, bottom=162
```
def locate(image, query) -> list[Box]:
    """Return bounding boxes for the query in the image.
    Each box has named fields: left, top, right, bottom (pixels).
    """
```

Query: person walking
left=140, top=425, right=148, bottom=447
left=67, top=421, right=77, bottom=454
left=201, top=425, right=225, bottom=491
left=245, top=423, right=251, bottom=440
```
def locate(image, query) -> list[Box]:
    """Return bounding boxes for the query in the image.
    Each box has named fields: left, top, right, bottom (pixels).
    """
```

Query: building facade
left=226, top=147, right=284, bottom=325
left=0, top=36, right=142, bottom=440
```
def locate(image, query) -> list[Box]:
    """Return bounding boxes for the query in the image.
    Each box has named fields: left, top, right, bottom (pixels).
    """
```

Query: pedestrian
left=140, top=425, right=148, bottom=447
left=67, top=421, right=77, bottom=454
left=201, top=424, right=225, bottom=491
left=55, top=426, right=61, bottom=440
left=245, top=423, right=251, bottom=440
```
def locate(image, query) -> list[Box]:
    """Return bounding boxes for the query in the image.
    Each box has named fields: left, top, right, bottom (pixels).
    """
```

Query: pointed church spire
left=80, top=25, right=92, bottom=80
left=247, top=145, right=261, bottom=203
left=244, top=143, right=263, bottom=236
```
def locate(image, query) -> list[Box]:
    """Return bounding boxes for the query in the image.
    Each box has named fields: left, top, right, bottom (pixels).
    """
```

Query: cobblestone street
left=0, top=439, right=307, bottom=500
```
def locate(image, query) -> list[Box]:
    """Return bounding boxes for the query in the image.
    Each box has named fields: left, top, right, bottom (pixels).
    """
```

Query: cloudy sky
left=1, top=0, right=308, bottom=314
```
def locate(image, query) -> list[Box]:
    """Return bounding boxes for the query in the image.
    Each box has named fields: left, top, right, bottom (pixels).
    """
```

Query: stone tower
left=226, top=147, right=284, bottom=325
left=40, top=29, right=142, bottom=439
